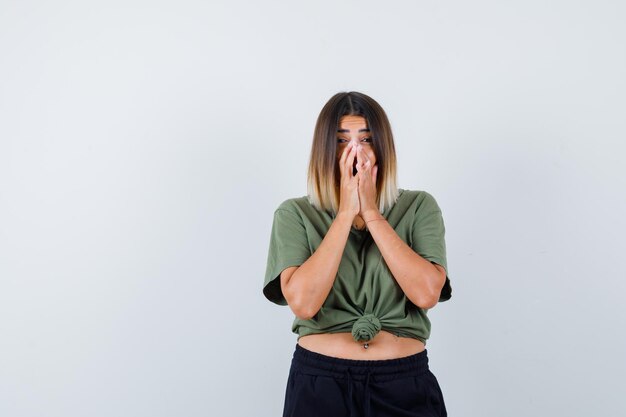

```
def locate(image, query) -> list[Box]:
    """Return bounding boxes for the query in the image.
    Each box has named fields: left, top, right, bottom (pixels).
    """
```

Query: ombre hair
left=307, top=91, right=400, bottom=215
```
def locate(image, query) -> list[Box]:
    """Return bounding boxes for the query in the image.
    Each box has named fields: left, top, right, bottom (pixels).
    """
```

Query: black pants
left=282, top=343, right=447, bottom=417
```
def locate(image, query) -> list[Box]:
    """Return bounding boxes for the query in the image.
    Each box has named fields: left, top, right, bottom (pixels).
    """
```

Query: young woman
left=263, top=91, right=452, bottom=417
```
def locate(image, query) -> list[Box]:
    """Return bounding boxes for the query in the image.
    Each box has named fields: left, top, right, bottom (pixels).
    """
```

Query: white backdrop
left=1, top=1, right=625, bottom=416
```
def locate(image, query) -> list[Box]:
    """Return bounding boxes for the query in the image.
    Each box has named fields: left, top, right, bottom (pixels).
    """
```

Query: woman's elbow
left=420, top=294, right=440, bottom=310
left=282, top=283, right=316, bottom=320
left=287, top=300, right=315, bottom=320
left=288, top=293, right=318, bottom=320
left=410, top=289, right=440, bottom=310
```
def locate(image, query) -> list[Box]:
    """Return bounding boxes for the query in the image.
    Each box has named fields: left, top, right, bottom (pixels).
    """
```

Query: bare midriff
left=297, top=330, right=425, bottom=360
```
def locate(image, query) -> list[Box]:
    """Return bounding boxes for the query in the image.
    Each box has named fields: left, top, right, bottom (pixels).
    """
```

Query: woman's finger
left=338, top=142, right=350, bottom=168
left=356, top=146, right=370, bottom=172
left=347, top=144, right=357, bottom=177
left=339, top=143, right=354, bottom=178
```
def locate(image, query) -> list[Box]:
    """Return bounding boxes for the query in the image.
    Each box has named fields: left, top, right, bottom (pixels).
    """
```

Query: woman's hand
left=355, top=144, right=379, bottom=219
left=337, top=142, right=360, bottom=219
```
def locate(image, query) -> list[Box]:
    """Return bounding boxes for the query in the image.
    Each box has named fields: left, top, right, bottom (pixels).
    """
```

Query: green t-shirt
left=262, top=188, right=452, bottom=345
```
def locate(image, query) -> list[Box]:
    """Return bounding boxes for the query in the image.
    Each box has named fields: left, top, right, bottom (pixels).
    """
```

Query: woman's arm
left=362, top=209, right=447, bottom=309
left=281, top=212, right=353, bottom=320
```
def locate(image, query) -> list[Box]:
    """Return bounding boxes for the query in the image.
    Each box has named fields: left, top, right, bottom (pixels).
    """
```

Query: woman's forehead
left=338, top=115, right=368, bottom=130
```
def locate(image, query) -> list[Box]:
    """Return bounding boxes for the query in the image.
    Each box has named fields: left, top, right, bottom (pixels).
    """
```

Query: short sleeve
left=411, top=193, right=452, bottom=302
left=263, top=208, right=312, bottom=306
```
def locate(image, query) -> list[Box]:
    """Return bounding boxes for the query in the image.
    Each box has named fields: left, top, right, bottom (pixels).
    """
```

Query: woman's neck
left=352, top=214, right=365, bottom=229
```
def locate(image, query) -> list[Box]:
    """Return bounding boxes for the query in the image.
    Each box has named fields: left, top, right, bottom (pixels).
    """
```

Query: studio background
left=1, top=1, right=624, bottom=416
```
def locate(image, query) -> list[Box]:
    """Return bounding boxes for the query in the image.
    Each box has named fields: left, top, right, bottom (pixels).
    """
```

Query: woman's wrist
left=335, top=211, right=356, bottom=226
left=362, top=210, right=384, bottom=223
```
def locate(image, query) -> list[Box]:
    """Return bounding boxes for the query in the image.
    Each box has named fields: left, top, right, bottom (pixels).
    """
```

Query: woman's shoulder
left=400, top=188, right=440, bottom=207
left=273, top=195, right=313, bottom=218
left=402, top=189, right=440, bottom=211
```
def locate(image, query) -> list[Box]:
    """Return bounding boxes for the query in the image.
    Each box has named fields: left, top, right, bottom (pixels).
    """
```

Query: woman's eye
left=337, top=137, right=373, bottom=143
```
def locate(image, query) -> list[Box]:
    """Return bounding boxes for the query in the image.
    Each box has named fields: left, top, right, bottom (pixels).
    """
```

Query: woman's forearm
left=285, top=212, right=353, bottom=319
left=363, top=209, right=445, bottom=309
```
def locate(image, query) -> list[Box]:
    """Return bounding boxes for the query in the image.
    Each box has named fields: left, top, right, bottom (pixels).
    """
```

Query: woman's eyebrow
left=337, top=128, right=370, bottom=133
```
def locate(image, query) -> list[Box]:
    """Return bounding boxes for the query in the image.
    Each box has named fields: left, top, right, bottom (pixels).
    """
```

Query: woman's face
left=336, top=115, right=377, bottom=176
